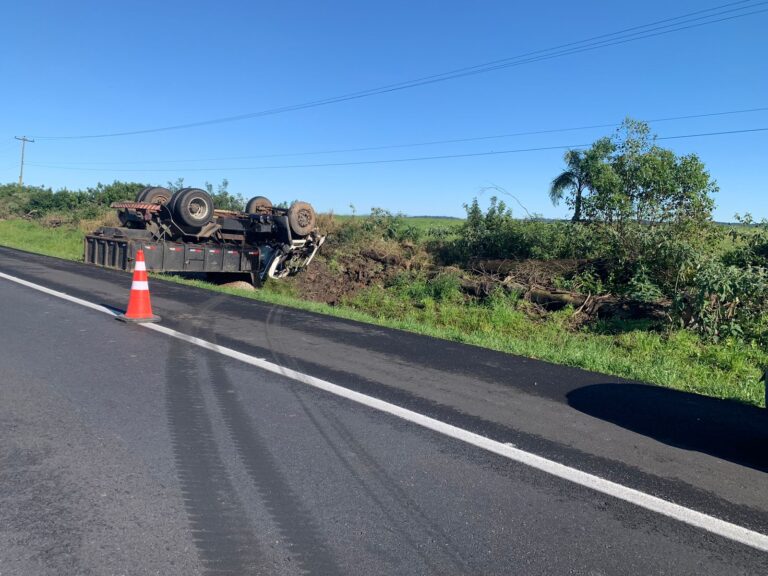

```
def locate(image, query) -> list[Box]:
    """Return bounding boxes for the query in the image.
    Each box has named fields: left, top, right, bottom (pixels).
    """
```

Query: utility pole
left=14, top=136, right=34, bottom=191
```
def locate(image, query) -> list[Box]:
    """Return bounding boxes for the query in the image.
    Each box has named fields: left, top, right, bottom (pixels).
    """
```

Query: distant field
left=334, top=215, right=464, bottom=231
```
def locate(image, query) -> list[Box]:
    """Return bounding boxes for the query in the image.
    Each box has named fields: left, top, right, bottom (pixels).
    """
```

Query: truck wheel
left=287, top=201, right=316, bottom=237
left=173, top=188, right=214, bottom=228
left=245, top=196, right=272, bottom=213
left=137, top=186, right=172, bottom=204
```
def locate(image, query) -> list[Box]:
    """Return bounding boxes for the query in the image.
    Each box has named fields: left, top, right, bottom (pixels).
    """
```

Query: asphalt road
left=0, top=246, right=766, bottom=575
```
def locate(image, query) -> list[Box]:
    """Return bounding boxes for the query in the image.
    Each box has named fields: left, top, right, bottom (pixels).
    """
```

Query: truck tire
left=287, top=201, right=316, bottom=237
left=135, top=187, right=153, bottom=201
left=245, top=196, right=272, bottom=214
left=173, top=188, right=214, bottom=228
left=138, top=186, right=172, bottom=205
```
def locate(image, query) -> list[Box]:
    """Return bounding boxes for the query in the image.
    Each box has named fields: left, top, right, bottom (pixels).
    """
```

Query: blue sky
left=1, top=0, right=766, bottom=219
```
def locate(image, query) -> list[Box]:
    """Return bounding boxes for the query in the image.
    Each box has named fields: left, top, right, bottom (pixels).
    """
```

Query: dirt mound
left=295, top=253, right=398, bottom=305
left=220, top=280, right=257, bottom=291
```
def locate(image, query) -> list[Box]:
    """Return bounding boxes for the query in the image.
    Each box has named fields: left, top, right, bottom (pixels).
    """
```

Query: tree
left=549, top=150, right=589, bottom=222
left=167, top=177, right=185, bottom=192
left=205, top=178, right=244, bottom=211
left=549, top=139, right=614, bottom=222
left=547, top=119, right=720, bottom=294
left=581, top=118, right=716, bottom=228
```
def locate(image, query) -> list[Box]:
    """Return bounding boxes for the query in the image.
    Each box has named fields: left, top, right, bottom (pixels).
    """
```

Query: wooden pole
left=14, top=136, right=34, bottom=192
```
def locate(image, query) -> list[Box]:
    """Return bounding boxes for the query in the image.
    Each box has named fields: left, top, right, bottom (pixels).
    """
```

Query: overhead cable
left=26, top=127, right=768, bottom=172
left=29, top=106, right=768, bottom=166
left=31, top=1, right=768, bottom=140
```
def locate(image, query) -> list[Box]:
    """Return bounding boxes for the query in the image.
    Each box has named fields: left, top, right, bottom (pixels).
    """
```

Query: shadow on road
left=567, top=384, right=768, bottom=472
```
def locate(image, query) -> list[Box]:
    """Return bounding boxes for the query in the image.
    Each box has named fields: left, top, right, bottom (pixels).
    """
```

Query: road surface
left=0, top=246, right=766, bottom=575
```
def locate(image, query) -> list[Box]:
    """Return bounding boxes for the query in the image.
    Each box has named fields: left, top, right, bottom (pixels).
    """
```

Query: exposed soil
left=294, top=253, right=397, bottom=305
left=290, top=247, right=669, bottom=327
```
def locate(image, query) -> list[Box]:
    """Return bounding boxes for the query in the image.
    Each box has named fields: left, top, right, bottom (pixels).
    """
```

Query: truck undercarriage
left=84, top=186, right=325, bottom=284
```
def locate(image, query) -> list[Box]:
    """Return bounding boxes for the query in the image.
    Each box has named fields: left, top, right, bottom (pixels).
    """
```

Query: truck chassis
left=84, top=191, right=325, bottom=284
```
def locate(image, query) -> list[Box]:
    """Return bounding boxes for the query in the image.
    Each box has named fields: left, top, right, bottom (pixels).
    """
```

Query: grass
left=1, top=217, right=765, bottom=407
left=0, top=219, right=85, bottom=260
left=334, top=214, right=464, bottom=229
left=335, top=214, right=464, bottom=231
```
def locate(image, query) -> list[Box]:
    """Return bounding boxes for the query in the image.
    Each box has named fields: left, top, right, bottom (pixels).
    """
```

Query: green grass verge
left=1, top=218, right=765, bottom=407
left=0, top=219, right=84, bottom=260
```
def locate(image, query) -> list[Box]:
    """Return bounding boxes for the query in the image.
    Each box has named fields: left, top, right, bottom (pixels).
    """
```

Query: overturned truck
left=84, top=186, right=325, bottom=284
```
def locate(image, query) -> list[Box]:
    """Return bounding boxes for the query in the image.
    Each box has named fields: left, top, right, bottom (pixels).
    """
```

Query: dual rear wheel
left=169, top=188, right=215, bottom=228
left=136, top=186, right=213, bottom=228
left=134, top=187, right=316, bottom=236
left=135, top=186, right=172, bottom=205
left=245, top=196, right=316, bottom=237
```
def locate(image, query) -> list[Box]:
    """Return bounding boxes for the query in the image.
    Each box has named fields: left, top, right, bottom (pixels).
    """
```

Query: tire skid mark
left=264, top=306, right=477, bottom=575
left=204, top=347, right=342, bottom=575
left=186, top=294, right=340, bottom=576
left=296, top=391, right=471, bottom=575
left=166, top=336, right=265, bottom=575
left=319, top=402, right=478, bottom=575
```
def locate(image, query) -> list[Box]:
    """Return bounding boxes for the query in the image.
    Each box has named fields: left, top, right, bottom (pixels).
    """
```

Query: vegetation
left=0, top=119, right=765, bottom=406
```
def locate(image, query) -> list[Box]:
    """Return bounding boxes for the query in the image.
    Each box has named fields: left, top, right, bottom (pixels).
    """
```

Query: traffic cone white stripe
left=134, top=261, right=147, bottom=271
left=131, top=281, right=149, bottom=291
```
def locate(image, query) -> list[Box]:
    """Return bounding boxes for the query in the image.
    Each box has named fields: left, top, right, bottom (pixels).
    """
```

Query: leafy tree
left=548, top=119, right=720, bottom=294
left=580, top=118, right=717, bottom=227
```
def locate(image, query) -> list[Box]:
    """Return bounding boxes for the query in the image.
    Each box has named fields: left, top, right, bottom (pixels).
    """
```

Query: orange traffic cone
left=116, top=249, right=161, bottom=323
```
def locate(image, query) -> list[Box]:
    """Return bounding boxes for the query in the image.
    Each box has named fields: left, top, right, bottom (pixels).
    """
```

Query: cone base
left=116, top=314, right=162, bottom=324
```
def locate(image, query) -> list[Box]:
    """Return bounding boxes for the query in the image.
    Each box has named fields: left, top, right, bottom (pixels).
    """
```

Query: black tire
left=135, top=186, right=154, bottom=202
left=118, top=209, right=131, bottom=227
left=287, top=201, right=316, bottom=237
left=245, top=195, right=272, bottom=214
left=118, top=209, right=145, bottom=229
left=137, top=186, right=172, bottom=204
left=172, top=188, right=214, bottom=228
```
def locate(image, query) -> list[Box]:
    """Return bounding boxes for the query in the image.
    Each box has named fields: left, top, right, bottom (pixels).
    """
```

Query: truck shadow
left=566, top=384, right=768, bottom=472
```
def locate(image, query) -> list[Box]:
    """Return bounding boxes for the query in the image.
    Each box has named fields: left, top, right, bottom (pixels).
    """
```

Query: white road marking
left=1, top=270, right=767, bottom=553
left=0, top=271, right=118, bottom=315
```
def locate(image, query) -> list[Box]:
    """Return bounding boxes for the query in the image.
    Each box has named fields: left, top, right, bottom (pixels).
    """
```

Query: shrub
left=722, top=218, right=768, bottom=268
left=674, top=258, right=768, bottom=344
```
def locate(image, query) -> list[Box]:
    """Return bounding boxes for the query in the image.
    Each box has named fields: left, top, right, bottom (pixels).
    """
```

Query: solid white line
left=1, top=270, right=767, bottom=553
left=0, top=271, right=117, bottom=316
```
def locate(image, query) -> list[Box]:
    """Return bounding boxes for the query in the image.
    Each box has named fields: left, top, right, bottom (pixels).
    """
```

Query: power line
left=31, top=1, right=768, bottom=140
left=28, top=106, right=768, bottom=166
left=26, top=127, right=768, bottom=172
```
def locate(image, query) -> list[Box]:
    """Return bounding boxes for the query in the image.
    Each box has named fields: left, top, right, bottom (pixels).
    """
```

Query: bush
left=332, top=208, right=418, bottom=246
left=722, top=218, right=768, bottom=268
left=446, top=197, right=622, bottom=265
left=625, top=265, right=664, bottom=303
left=675, top=258, right=768, bottom=344
left=0, top=181, right=148, bottom=220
